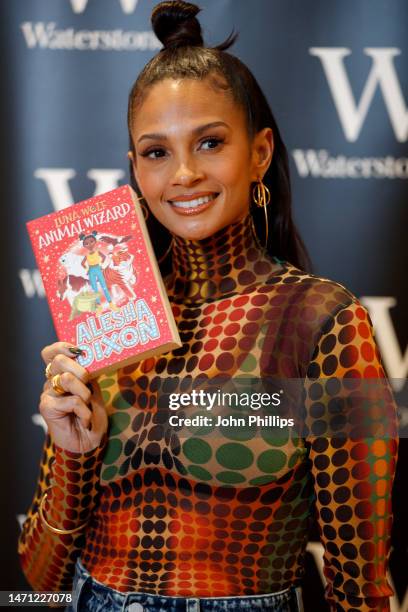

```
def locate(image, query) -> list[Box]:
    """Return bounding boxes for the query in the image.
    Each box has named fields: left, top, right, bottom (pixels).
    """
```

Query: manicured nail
left=69, top=346, right=84, bottom=356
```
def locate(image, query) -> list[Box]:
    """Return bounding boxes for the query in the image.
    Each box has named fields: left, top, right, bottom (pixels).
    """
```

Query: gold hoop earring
left=252, top=179, right=271, bottom=248
left=138, top=197, right=173, bottom=265
left=158, top=238, right=174, bottom=265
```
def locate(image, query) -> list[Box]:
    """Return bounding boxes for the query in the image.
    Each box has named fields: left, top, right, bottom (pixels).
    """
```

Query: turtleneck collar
left=166, top=214, right=285, bottom=304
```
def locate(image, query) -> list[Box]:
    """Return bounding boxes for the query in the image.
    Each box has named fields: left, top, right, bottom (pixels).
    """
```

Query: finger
left=40, top=393, right=92, bottom=430
left=49, top=371, right=91, bottom=404
left=48, top=353, right=89, bottom=384
left=41, top=342, right=84, bottom=366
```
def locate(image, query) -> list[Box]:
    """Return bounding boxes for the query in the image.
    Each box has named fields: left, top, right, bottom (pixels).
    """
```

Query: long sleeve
left=18, top=432, right=107, bottom=592
left=304, top=300, right=398, bottom=612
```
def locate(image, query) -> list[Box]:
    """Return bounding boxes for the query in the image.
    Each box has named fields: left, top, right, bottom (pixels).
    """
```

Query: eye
left=200, top=137, right=224, bottom=151
left=140, top=148, right=166, bottom=159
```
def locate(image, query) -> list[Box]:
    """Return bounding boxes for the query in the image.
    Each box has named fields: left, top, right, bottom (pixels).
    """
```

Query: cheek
left=221, top=170, right=251, bottom=201
left=136, top=164, right=167, bottom=199
left=217, top=150, right=252, bottom=189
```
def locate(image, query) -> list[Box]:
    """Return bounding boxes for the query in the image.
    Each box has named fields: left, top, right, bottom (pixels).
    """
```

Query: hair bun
left=152, top=1, right=204, bottom=50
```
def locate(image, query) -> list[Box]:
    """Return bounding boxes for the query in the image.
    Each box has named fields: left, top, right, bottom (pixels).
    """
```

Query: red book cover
left=27, top=185, right=181, bottom=377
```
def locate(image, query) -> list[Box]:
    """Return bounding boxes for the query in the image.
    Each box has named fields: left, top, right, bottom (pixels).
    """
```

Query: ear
left=250, top=127, right=274, bottom=182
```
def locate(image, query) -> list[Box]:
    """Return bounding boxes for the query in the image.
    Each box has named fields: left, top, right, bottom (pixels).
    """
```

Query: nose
left=171, top=157, right=204, bottom=186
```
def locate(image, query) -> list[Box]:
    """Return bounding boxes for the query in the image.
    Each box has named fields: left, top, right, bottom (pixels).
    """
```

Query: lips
left=167, top=192, right=219, bottom=216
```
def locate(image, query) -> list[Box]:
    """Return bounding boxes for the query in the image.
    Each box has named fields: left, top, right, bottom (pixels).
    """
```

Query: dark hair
left=127, top=0, right=311, bottom=273
left=79, top=231, right=97, bottom=242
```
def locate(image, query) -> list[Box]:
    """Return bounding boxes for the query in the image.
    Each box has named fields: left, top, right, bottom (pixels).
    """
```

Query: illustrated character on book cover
left=57, top=231, right=137, bottom=319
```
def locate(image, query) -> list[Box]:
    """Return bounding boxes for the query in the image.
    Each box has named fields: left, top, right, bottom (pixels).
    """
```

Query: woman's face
left=129, top=77, right=273, bottom=241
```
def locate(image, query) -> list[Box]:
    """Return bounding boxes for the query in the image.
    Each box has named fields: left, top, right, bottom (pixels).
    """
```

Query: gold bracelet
left=39, top=491, right=89, bottom=535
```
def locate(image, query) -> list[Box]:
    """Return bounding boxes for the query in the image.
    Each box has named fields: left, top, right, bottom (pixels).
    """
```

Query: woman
left=18, top=2, right=398, bottom=611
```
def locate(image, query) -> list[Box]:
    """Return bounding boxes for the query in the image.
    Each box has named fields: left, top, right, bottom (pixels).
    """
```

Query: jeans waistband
left=70, top=557, right=303, bottom=611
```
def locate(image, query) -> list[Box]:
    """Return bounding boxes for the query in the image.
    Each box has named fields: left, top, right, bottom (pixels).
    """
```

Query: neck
left=167, top=214, right=282, bottom=303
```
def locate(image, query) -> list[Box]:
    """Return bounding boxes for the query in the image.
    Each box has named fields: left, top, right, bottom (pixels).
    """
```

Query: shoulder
left=264, top=260, right=362, bottom=314
left=259, top=260, right=374, bottom=345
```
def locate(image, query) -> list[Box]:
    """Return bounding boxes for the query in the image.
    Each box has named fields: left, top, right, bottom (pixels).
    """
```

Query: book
left=27, top=184, right=181, bottom=378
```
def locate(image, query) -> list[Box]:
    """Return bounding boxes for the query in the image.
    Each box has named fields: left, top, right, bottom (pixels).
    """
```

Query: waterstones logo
left=361, top=297, right=408, bottom=393
left=34, top=168, right=125, bottom=212
left=20, top=21, right=160, bottom=51
left=292, top=48, right=408, bottom=180
left=19, top=269, right=45, bottom=298
left=19, top=168, right=123, bottom=298
left=20, top=0, right=156, bottom=52
left=291, top=150, right=408, bottom=179
left=310, top=48, right=408, bottom=143
left=69, top=0, right=139, bottom=13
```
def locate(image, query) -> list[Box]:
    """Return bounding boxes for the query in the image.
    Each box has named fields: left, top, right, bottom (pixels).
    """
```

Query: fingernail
left=69, top=346, right=84, bottom=356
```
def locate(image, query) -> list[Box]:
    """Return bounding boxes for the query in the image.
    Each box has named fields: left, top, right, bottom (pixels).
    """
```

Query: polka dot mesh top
left=18, top=215, right=398, bottom=611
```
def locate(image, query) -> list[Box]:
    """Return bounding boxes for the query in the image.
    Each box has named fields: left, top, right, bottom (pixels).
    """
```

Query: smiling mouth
left=167, top=193, right=219, bottom=215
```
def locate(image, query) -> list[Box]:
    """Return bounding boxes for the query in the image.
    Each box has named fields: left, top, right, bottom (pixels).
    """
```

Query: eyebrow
left=136, top=121, right=229, bottom=144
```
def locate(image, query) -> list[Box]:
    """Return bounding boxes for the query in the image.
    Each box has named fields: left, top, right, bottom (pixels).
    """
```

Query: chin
left=158, top=205, right=248, bottom=242
left=176, top=216, right=239, bottom=241
left=176, top=225, right=215, bottom=242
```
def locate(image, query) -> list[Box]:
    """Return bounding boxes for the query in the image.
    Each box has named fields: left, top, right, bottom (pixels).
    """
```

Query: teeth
left=170, top=194, right=216, bottom=208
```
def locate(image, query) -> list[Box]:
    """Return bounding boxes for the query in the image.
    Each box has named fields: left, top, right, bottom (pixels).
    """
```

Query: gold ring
left=45, top=363, right=53, bottom=379
left=51, top=374, right=66, bottom=396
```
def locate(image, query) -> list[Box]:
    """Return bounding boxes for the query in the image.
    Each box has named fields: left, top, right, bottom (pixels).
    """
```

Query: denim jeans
left=66, top=558, right=303, bottom=612
left=88, top=264, right=111, bottom=303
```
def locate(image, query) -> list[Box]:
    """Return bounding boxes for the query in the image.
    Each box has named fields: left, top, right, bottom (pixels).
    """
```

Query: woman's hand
left=40, top=342, right=108, bottom=453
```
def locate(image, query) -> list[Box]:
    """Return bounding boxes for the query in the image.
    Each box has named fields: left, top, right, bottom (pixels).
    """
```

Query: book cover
left=27, top=184, right=181, bottom=377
